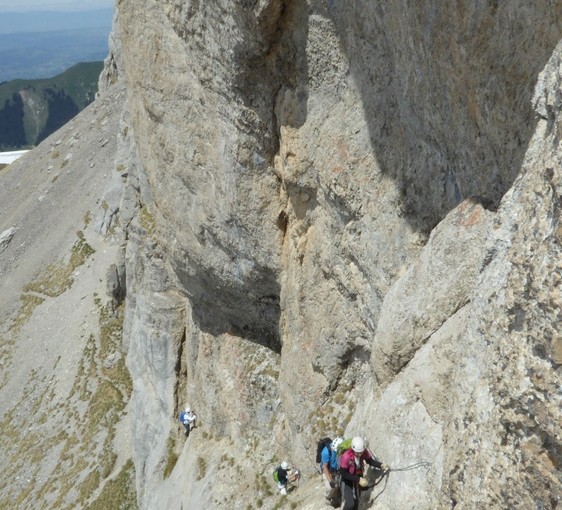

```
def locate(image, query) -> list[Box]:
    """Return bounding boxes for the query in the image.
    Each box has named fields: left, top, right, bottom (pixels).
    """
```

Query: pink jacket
left=339, top=448, right=373, bottom=477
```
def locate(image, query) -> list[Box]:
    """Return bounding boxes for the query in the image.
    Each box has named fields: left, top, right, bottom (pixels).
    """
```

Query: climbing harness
left=368, top=461, right=432, bottom=502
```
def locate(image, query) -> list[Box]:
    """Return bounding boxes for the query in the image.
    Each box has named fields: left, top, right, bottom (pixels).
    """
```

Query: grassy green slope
left=0, top=61, right=103, bottom=150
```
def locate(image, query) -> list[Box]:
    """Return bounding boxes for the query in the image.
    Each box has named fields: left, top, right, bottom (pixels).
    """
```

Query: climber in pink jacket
left=339, top=437, right=389, bottom=510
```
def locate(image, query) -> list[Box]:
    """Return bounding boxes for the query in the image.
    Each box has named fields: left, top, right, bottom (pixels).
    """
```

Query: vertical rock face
left=113, top=1, right=562, bottom=508
left=328, top=1, right=562, bottom=228
left=119, top=0, right=292, bottom=348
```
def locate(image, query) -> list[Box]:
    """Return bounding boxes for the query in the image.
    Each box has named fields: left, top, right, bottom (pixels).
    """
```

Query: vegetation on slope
left=0, top=61, right=103, bottom=150
left=0, top=223, right=136, bottom=508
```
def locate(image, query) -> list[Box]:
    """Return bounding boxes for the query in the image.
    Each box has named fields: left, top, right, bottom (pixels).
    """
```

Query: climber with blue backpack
left=339, top=436, right=389, bottom=510
left=320, top=437, right=344, bottom=506
left=319, top=437, right=343, bottom=489
left=178, top=406, right=197, bottom=437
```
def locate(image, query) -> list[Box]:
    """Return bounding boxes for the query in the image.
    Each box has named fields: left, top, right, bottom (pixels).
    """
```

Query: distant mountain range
left=0, top=61, right=103, bottom=151
left=0, top=9, right=112, bottom=82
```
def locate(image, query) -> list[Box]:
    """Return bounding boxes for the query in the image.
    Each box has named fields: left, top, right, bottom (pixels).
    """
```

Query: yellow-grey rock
left=0, top=2, right=560, bottom=509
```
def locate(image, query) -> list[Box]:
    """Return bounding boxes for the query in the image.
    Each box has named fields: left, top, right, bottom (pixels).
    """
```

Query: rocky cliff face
left=1, top=1, right=561, bottom=509
left=113, top=2, right=561, bottom=508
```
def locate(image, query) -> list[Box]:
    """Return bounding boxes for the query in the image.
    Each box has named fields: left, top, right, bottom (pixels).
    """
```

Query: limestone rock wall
left=114, top=1, right=562, bottom=508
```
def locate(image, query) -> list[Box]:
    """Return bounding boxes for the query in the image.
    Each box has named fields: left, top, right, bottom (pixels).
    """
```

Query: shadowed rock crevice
left=233, top=0, right=309, bottom=146
left=327, top=1, right=562, bottom=233
left=173, top=327, right=187, bottom=420
left=173, top=259, right=282, bottom=354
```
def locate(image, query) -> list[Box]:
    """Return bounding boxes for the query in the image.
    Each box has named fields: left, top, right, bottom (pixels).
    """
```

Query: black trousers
left=341, top=480, right=359, bottom=510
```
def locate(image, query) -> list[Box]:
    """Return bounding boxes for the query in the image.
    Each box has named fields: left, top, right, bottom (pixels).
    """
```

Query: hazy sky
left=0, top=0, right=114, bottom=12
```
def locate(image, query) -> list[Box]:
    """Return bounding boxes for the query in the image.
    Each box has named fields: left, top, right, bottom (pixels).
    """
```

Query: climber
left=339, top=436, right=389, bottom=510
left=274, top=461, right=291, bottom=495
left=321, top=437, right=343, bottom=495
left=179, top=406, right=197, bottom=437
left=273, top=461, right=300, bottom=495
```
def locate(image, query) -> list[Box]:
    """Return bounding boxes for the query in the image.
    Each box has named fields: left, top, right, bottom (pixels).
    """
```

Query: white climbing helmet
left=185, top=407, right=191, bottom=413
left=280, top=461, right=290, bottom=470
left=331, top=437, right=343, bottom=451
left=351, top=436, right=365, bottom=453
